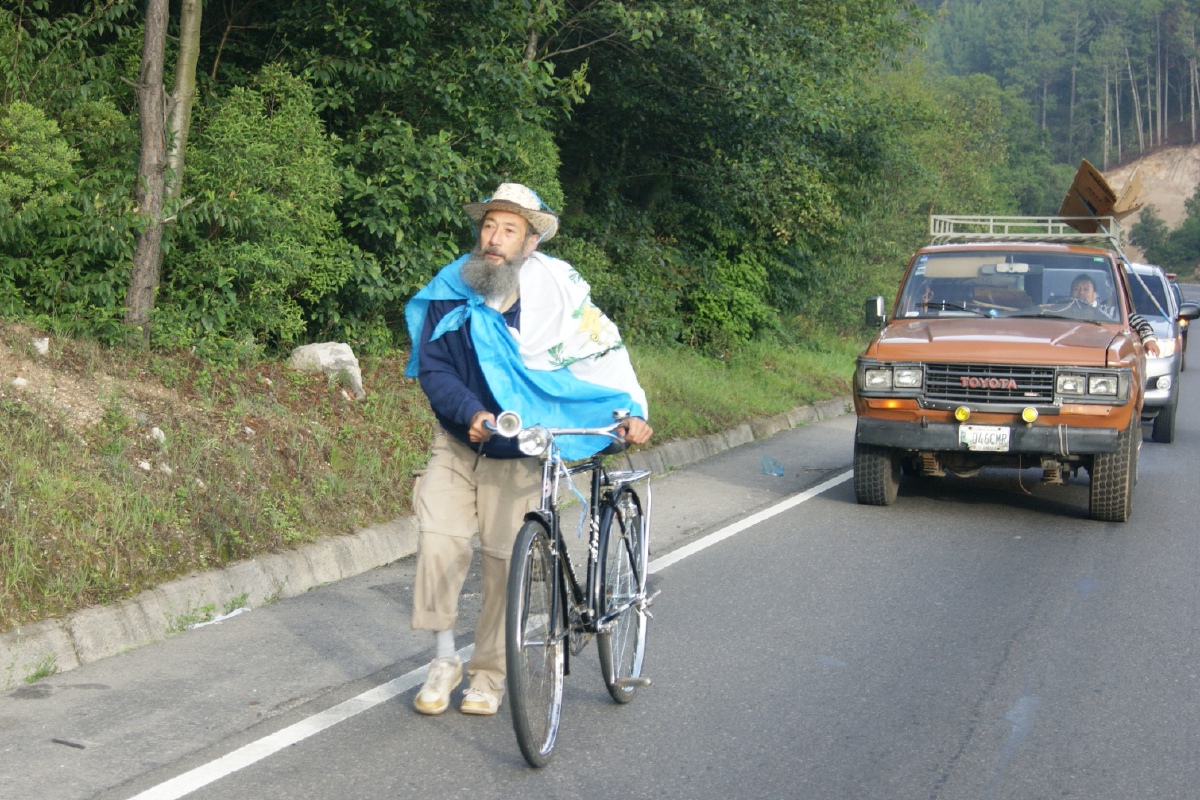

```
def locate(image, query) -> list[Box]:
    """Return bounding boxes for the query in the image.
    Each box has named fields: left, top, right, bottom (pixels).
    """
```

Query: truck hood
left=866, top=318, right=1124, bottom=367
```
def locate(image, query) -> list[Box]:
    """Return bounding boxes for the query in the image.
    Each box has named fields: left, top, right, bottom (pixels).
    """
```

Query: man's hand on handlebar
left=469, top=410, right=496, bottom=443
left=618, top=416, right=653, bottom=445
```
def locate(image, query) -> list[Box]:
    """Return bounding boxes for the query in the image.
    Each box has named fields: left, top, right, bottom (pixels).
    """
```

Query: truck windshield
left=895, top=251, right=1120, bottom=322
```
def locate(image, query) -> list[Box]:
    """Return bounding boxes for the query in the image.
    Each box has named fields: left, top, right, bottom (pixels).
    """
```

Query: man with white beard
left=403, top=183, right=652, bottom=716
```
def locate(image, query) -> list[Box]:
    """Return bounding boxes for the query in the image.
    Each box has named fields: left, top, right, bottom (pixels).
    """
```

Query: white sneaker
left=414, top=656, right=462, bottom=715
left=460, top=686, right=502, bottom=716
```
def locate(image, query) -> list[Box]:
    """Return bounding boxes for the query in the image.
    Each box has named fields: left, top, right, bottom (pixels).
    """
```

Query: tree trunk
left=125, top=0, right=170, bottom=334
left=1191, top=59, right=1196, bottom=143
left=1067, top=13, right=1084, bottom=163
left=1158, top=17, right=1165, bottom=144
left=1178, top=56, right=1185, bottom=124
left=1148, top=64, right=1155, bottom=147
left=1108, top=63, right=1118, bottom=161
left=1075, top=62, right=1084, bottom=163
left=166, top=0, right=202, bottom=202
left=1127, top=47, right=1145, bottom=152
left=1103, top=67, right=1111, bottom=169
left=1190, top=20, right=1198, bottom=133
left=1041, top=79, right=1049, bottom=130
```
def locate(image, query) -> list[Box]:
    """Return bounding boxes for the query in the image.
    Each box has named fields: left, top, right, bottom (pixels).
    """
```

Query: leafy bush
left=159, top=65, right=361, bottom=352
left=0, top=98, right=138, bottom=341
left=0, top=100, right=78, bottom=214
left=681, top=251, right=778, bottom=352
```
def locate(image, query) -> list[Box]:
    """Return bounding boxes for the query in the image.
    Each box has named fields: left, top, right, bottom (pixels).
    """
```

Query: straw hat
left=463, top=183, right=558, bottom=243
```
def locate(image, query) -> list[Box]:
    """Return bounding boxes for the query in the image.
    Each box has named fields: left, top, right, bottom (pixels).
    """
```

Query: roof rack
left=928, top=215, right=1127, bottom=256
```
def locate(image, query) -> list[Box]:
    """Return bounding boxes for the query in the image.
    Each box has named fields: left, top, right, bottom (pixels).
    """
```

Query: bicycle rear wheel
left=596, top=486, right=648, bottom=703
left=506, top=519, right=564, bottom=767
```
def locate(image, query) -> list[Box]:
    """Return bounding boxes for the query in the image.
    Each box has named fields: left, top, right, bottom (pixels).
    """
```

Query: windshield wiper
left=919, top=301, right=988, bottom=317
left=1006, top=311, right=1103, bottom=324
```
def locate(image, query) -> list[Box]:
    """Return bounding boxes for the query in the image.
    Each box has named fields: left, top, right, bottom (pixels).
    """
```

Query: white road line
left=128, top=469, right=851, bottom=800
left=648, top=470, right=852, bottom=574
left=126, top=645, right=474, bottom=800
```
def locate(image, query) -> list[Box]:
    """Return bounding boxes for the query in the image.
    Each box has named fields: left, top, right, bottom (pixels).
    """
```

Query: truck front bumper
left=856, top=417, right=1121, bottom=455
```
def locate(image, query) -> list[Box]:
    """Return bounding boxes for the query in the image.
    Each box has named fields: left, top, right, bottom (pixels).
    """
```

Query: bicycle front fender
left=523, top=508, right=554, bottom=529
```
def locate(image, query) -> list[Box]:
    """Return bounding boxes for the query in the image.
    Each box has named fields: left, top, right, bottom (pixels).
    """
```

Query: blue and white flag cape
left=405, top=252, right=648, bottom=461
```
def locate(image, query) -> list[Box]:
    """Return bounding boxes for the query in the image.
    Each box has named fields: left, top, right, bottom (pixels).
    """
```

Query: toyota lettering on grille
left=959, top=376, right=1018, bottom=390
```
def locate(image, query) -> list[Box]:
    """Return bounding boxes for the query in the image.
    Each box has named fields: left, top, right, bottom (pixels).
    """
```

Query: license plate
left=959, top=424, right=1010, bottom=452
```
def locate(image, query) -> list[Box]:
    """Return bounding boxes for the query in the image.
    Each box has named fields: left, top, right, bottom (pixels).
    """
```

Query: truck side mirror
left=864, top=296, right=887, bottom=328
left=1178, top=301, right=1200, bottom=321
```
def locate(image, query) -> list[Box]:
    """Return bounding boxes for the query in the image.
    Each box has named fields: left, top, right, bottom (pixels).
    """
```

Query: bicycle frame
left=517, top=427, right=650, bottom=674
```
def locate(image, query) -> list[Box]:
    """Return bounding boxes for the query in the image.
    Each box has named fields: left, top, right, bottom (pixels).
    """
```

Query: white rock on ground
left=288, top=342, right=366, bottom=399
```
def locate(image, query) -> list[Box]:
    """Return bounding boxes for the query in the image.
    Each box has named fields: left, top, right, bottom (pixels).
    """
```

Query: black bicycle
left=494, top=409, right=655, bottom=767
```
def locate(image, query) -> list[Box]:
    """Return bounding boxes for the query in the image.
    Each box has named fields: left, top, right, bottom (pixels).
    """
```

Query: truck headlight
left=1088, top=375, right=1118, bottom=396
left=864, top=368, right=893, bottom=389
left=893, top=367, right=923, bottom=388
left=1057, top=374, right=1086, bottom=395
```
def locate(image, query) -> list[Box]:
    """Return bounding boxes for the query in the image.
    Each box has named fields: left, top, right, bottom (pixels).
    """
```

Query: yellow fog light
left=954, top=406, right=971, bottom=422
left=1021, top=407, right=1039, bottom=423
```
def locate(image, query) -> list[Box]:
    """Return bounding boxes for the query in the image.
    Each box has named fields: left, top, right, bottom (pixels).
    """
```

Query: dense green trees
left=923, top=0, right=1200, bottom=272
left=1, top=0, right=1069, bottom=355
left=926, top=0, right=1200, bottom=171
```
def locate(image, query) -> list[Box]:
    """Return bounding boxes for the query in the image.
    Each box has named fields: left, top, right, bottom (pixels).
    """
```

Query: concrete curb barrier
left=0, top=396, right=850, bottom=688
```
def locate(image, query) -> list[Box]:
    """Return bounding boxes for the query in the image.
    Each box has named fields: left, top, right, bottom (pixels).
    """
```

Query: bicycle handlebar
left=490, top=409, right=631, bottom=440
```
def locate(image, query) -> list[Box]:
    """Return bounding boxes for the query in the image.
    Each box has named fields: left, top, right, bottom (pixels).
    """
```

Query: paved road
left=4, top=361, right=1200, bottom=799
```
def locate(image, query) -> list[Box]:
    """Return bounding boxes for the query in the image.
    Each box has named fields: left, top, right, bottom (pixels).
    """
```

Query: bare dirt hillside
left=1104, top=144, right=1200, bottom=263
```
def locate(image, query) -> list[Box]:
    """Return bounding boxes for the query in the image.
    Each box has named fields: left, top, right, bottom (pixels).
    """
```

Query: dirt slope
left=1104, top=144, right=1200, bottom=262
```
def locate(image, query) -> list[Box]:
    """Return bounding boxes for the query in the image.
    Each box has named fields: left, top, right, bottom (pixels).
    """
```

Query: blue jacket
left=418, top=297, right=526, bottom=458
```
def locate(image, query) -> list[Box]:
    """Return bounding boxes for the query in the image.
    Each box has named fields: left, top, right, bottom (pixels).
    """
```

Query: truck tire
left=1151, top=398, right=1177, bottom=444
left=854, top=442, right=900, bottom=506
left=1089, top=420, right=1138, bottom=522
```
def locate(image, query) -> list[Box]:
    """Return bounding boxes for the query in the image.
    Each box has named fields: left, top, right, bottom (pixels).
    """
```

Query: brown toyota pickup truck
left=853, top=215, right=1148, bottom=521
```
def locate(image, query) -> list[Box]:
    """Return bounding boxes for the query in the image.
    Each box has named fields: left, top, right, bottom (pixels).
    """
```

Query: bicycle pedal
left=639, top=589, right=662, bottom=615
left=613, top=676, right=652, bottom=690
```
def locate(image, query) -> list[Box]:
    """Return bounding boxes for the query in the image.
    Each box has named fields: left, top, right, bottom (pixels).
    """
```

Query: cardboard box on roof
left=1058, top=159, right=1144, bottom=233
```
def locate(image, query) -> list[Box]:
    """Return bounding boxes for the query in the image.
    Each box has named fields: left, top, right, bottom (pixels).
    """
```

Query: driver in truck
left=1072, top=273, right=1160, bottom=356
left=1070, top=274, right=1102, bottom=306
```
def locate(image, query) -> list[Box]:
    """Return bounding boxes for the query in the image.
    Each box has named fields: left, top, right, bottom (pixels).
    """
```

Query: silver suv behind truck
left=1127, top=262, right=1200, bottom=443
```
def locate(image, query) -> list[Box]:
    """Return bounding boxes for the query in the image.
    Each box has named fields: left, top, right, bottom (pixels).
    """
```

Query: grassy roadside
left=0, top=321, right=861, bottom=634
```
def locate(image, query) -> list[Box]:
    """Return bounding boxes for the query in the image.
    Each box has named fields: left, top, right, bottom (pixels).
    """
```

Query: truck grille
left=924, top=363, right=1056, bottom=404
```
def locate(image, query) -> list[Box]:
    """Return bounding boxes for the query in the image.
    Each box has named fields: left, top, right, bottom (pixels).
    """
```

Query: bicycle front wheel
left=506, top=518, right=564, bottom=767
left=596, top=486, right=648, bottom=703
